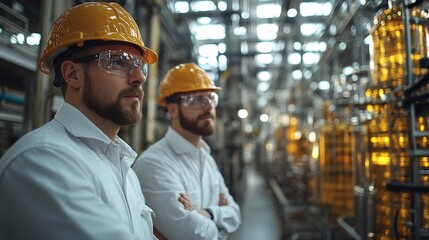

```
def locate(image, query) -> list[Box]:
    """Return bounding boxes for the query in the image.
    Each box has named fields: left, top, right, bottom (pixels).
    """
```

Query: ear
left=61, top=60, right=82, bottom=89
left=166, top=103, right=179, bottom=119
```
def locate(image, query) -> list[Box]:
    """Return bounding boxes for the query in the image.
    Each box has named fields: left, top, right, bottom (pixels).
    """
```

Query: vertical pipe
left=146, top=1, right=161, bottom=145
left=128, top=0, right=142, bottom=153
left=32, top=0, right=72, bottom=131
left=30, top=0, right=53, bottom=131
left=402, top=1, right=421, bottom=239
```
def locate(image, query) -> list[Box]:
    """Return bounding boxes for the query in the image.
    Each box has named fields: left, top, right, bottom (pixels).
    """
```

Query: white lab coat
left=0, top=102, right=155, bottom=240
left=133, top=127, right=241, bottom=240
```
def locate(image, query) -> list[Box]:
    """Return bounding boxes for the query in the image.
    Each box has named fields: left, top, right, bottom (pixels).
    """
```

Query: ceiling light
left=287, top=8, right=298, bottom=18
left=190, top=23, right=225, bottom=40
left=318, top=81, right=330, bottom=90
left=256, top=23, right=278, bottom=40
left=218, top=1, right=227, bottom=11
left=190, top=1, right=216, bottom=11
left=260, top=114, right=270, bottom=123
left=303, top=52, right=320, bottom=65
left=197, top=17, right=211, bottom=24
left=233, top=26, right=247, bottom=36
left=287, top=53, right=301, bottom=65
left=198, top=44, right=218, bottom=57
left=238, top=109, right=248, bottom=119
left=257, top=71, right=272, bottom=81
left=255, top=54, right=273, bottom=65
left=300, top=2, right=332, bottom=17
left=174, top=1, right=189, bottom=13
left=300, top=23, right=325, bottom=37
left=292, top=70, right=302, bottom=80
left=218, top=43, right=226, bottom=53
left=256, top=42, right=274, bottom=53
left=257, top=82, right=270, bottom=92
left=293, top=42, right=302, bottom=51
left=218, top=55, right=227, bottom=70
left=241, top=11, right=249, bottom=19
left=256, top=4, right=281, bottom=18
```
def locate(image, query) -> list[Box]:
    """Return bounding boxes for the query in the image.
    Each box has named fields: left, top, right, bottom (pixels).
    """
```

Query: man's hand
left=178, top=193, right=228, bottom=220
left=178, top=193, right=194, bottom=211
left=218, top=193, right=227, bottom=206
left=179, top=193, right=212, bottom=219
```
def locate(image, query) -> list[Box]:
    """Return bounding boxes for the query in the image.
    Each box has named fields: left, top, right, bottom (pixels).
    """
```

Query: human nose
left=128, top=67, right=146, bottom=86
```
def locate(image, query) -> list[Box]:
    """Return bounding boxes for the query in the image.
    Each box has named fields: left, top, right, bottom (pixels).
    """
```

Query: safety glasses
left=177, top=92, right=219, bottom=108
left=73, top=50, right=148, bottom=78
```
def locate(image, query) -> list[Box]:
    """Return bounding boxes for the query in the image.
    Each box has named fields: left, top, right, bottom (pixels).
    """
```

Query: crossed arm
left=179, top=193, right=227, bottom=219
left=154, top=193, right=227, bottom=239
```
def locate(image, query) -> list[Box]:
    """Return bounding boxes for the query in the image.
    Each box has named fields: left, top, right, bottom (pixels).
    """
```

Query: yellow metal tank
left=367, top=0, right=429, bottom=238
left=369, top=0, right=428, bottom=89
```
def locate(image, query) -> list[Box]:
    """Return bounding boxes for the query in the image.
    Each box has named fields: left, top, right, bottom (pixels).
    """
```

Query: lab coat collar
left=165, top=127, right=211, bottom=155
left=54, top=102, right=137, bottom=160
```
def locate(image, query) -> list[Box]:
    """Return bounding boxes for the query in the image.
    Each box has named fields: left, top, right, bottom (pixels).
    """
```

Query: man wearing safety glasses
left=0, top=2, right=158, bottom=239
left=133, top=63, right=241, bottom=239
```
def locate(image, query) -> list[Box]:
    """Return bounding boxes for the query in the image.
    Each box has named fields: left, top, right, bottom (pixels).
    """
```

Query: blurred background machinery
left=1, top=0, right=429, bottom=239
left=261, top=0, right=429, bottom=239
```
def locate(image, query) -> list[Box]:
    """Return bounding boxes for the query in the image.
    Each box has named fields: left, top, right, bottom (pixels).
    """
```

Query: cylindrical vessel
left=369, top=0, right=428, bottom=89
left=318, top=105, right=355, bottom=224
left=366, top=1, right=429, bottom=239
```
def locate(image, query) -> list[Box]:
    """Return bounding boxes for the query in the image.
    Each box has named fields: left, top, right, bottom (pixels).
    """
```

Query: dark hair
left=165, top=95, right=179, bottom=104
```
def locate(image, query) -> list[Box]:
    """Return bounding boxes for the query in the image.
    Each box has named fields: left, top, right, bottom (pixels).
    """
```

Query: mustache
left=121, top=88, right=144, bottom=99
left=198, top=112, right=214, bottom=120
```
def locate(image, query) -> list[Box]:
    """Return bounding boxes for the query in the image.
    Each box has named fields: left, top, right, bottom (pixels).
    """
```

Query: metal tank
left=366, top=0, right=429, bottom=238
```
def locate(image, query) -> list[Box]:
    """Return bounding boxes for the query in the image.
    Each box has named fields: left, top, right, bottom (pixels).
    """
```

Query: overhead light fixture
left=256, top=42, right=275, bottom=53
left=318, top=80, right=330, bottom=90
left=238, top=109, right=248, bottom=119
left=260, top=114, right=270, bottom=123
left=198, top=44, right=218, bottom=57
left=190, top=1, right=216, bottom=11
left=303, top=52, right=320, bottom=65
left=257, top=71, right=272, bottom=81
left=217, top=1, right=227, bottom=11
left=256, top=4, right=281, bottom=18
left=190, top=23, right=225, bottom=40
left=300, top=2, right=332, bottom=17
left=256, top=23, right=278, bottom=40
left=257, top=82, right=270, bottom=92
left=287, top=8, right=298, bottom=18
left=287, top=52, right=301, bottom=65
left=255, top=54, right=273, bottom=65
left=292, top=70, right=303, bottom=80
left=174, top=1, right=189, bottom=13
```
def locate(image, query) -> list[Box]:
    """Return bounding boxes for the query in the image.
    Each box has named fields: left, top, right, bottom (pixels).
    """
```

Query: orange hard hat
left=158, top=63, right=221, bottom=107
left=39, top=2, right=157, bottom=74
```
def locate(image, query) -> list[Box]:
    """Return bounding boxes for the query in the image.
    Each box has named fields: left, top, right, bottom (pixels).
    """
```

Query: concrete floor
left=229, top=165, right=282, bottom=240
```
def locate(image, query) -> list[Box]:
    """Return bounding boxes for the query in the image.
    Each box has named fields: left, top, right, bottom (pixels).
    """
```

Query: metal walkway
left=230, top=164, right=282, bottom=240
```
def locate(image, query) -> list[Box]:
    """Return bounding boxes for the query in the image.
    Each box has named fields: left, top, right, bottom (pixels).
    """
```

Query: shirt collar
left=165, top=127, right=210, bottom=155
left=54, top=102, right=137, bottom=160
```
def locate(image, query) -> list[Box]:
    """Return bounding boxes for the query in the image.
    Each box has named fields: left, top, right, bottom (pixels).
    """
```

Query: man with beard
left=0, top=2, right=158, bottom=240
left=133, top=63, right=241, bottom=240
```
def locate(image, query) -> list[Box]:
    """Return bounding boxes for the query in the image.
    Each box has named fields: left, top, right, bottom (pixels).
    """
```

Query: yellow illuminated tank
left=369, top=1, right=428, bottom=89
left=367, top=0, right=429, bottom=238
left=366, top=105, right=410, bottom=239
left=318, top=103, right=354, bottom=224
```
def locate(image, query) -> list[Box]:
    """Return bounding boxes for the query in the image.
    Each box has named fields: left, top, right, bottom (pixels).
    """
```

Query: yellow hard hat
left=39, top=2, right=158, bottom=74
left=158, top=63, right=221, bottom=106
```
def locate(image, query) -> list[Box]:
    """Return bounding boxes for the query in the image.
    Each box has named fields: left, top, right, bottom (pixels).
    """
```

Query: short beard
left=82, top=69, right=142, bottom=126
left=178, top=106, right=214, bottom=136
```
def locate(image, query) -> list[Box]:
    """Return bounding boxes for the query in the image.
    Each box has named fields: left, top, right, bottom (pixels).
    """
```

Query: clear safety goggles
left=177, top=92, right=219, bottom=108
left=73, top=50, right=148, bottom=78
